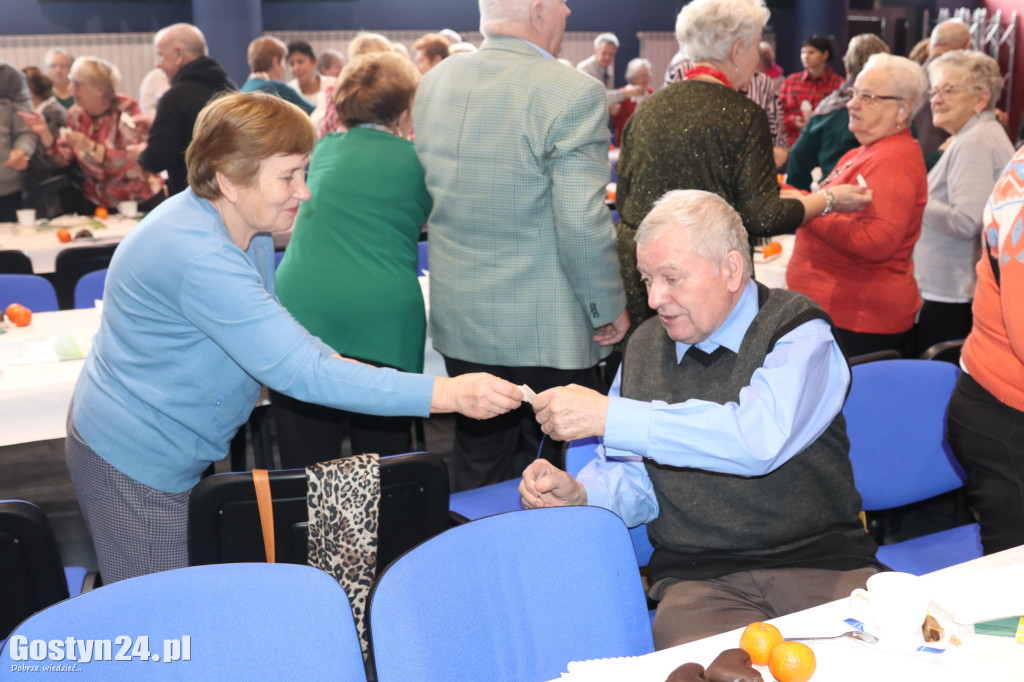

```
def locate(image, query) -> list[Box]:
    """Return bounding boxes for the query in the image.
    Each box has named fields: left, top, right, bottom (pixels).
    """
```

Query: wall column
left=794, top=0, right=849, bottom=75
left=192, top=0, right=261, bottom=86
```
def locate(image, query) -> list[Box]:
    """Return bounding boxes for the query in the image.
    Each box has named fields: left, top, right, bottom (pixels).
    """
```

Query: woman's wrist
left=819, top=188, right=835, bottom=216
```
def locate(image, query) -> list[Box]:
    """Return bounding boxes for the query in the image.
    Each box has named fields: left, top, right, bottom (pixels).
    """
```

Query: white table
left=0, top=308, right=99, bottom=446
left=753, top=233, right=795, bottom=290
left=0, top=299, right=447, bottom=447
left=554, top=545, right=1024, bottom=681
left=0, top=215, right=138, bottom=274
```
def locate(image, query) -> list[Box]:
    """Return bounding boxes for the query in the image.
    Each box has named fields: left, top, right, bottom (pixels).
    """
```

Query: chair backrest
left=53, top=244, right=117, bottom=310
left=0, top=274, right=59, bottom=312
left=0, top=501, right=72, bottom=639
left=848, top=348, right=902, bottom=366
left=0, top=563, right=367, bottom=680
left=187, top=452, right=450, bottom=573
left=843, top=359, right=966, bottom=511
left=73, top=268, right=107, bottom=308
left=416, top=240, right=428, bottom=276
left=919, top=339, right=965, bottom=365
left=566, top=437, right=656, bottom=567
left=0, top=250, right=32, bottom=275
left=369, top=506, right=654, bottom=682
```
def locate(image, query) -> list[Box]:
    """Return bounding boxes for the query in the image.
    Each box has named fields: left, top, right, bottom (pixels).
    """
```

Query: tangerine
left=739, top=621, right=784, bottom=666
left=762, top=241, right=783, bottom=258
left=94, top=206, right=108, bottom=219
left=57, top=228, right=72, bottom=243
left=768, top=641, right=816, bottom=682
left=6, top=304, right=32, bottom=327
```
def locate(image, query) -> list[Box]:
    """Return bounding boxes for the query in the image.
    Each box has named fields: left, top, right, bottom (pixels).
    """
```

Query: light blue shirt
left=72, top=189, right=434, bottom=493
left=580, top=280, right=851, bottom=527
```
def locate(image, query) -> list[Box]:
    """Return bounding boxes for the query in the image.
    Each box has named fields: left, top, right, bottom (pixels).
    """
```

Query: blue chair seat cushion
left=875, top=523, right=982, bottom=576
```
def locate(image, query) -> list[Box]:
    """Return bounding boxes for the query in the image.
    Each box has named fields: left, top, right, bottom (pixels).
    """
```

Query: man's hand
left=3, top=149, right=28, bottom=172
left=593, top=308, right=629, bottom=346
left=534, top=384, right=609, bottom=441
left=431, top=373, right=523, bottom=419
left=622, top=84, right=645, bottom=99
left=519, top=458, right=587, bottom=508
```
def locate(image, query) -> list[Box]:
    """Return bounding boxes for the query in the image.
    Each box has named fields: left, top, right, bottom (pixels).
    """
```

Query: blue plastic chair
left=0, top=274, right=58, bottom=312
left=416, top=240, right=428, bottom=275
left=369, top=506, right=654, bottom=682
left=0, top=563, right=367, bottom=680
left=73, top=268, right=107, bottom=308
left=843, top=359, right=982, bottom=575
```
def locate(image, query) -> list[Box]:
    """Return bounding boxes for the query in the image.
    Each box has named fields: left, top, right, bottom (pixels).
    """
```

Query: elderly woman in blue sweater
left=67, top=91, right=522, bottom=584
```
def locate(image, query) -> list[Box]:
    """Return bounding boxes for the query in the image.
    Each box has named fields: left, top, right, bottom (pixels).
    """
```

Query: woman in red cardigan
left=786, top=54, right=929, bottom=357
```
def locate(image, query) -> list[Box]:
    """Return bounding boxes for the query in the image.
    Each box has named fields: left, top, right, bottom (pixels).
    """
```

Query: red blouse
left=46, top=94, right=164, bottom=209
left=786, top=129, right=927, bottom=334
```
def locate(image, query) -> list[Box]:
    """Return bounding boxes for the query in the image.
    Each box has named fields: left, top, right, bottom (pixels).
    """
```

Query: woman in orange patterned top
left=19, top=56, right=165, bottom=213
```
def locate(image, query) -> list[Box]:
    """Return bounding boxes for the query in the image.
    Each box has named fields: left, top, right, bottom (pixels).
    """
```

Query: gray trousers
left=65, top=419, right=191, bottom=584
left=649, top=565, right=880, bottom=650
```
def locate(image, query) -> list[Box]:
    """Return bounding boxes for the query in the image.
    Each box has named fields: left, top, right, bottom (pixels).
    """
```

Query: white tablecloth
left=753, top=233, right=795, bottom=290
left=553, top=545, right=1024, bottom=682
left=0, top=295, right=447, bottom=447
left=0, top=215, right=138, bottom=274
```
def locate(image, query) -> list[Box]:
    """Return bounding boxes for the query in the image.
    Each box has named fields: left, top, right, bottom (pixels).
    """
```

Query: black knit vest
left=622, top=283, right=878, bottom=581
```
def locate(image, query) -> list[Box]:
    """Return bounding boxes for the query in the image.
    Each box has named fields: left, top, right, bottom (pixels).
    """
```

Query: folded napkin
left=929, top=565, right=1024, bottom=625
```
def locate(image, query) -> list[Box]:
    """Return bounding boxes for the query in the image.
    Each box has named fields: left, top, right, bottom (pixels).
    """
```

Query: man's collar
left=493, top=35, right=555, bottom=59
left=802, top=66, right=833, bottom=82
left=675, top=279, right=758, bottom=363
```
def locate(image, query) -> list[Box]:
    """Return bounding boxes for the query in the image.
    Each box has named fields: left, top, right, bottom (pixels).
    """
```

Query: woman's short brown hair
left=247, top=36, right=287, bottom=74
left=186, top=91, right=315, bottom=200
left=413, top=33, right=450, bottom=63
left=334, top=52, right=420, bottom=129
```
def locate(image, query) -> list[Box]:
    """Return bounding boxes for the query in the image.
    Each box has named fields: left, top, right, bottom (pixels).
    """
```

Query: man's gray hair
left=636, top=190, right=752, bottom=280
left=45, top=47, right=73, bottom=65
left=594, top=32, right=619, bottom=49
left=860, top=53, right=929, bottom=117
left=155, top=23, right=208, bottom=58
left=928, top=49, right=1003, bottom=112
left=675, top=0, right=769, bottom=64
left=931, top=19, right=972, bottom=50
left=625, top=57, right=651, bottom=83
left=318, top=49, right=344, bottom=73
left=479, top=0, right=532, bottom=33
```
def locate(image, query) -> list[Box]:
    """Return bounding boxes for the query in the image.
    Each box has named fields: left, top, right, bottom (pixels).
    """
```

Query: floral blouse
left=45, top=94, right=164, bottom=209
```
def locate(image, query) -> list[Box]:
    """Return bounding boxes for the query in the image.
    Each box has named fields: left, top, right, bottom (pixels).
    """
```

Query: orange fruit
left=94, top=206, right=108, bottom=219
left=6, top=304, right=32, bottom=327
left=739, top=621, right=784, bottom=666
left=762, top=241, right=782, bottom=258
left=57, top=228, right=72, bottom=243
left=769, top=641, right=816, bottom=682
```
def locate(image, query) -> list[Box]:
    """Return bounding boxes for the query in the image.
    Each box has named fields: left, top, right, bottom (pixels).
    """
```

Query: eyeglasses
left=928, top=84, right=979, bottom=100
left=850, top=89, right=905, bottom=106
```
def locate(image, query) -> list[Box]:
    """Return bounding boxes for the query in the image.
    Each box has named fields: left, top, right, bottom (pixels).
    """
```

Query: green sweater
left=276, top=128, right=432, bottom=372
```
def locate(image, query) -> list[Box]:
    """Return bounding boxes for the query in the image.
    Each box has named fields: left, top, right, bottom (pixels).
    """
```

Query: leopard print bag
left=306, top=454, right=380, bottom=657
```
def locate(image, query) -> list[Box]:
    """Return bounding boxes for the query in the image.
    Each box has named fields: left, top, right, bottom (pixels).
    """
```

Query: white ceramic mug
left=849, top=571, right=929, bottom=640
left=117, top=200, right=138, bottom=217
left=15, top=208, right=36, bottom=226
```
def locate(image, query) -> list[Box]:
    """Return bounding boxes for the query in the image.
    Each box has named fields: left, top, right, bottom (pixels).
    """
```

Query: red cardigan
left=786, top=129, right=927, bottom=334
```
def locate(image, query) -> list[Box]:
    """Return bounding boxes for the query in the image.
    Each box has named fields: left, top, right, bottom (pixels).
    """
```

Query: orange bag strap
left=252, top=468, right=275, bottom=563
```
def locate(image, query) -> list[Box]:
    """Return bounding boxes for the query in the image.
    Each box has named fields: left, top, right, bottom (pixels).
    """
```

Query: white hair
left=45, top=47, right=73, bottom=66
left=155, top=23, right=208, bottom=58
left=928, top=49, right=1003, bottom=112
left=860, top=53, right=929, bottom=118
left=636, top=190, right=752, bottom=280
left=70, top=56, right=121, bottom=98
left=594, top=32, right=619, bottom=49
left=675, top=0, right=769, bottom=64
left=625, top=58, right=652, bottom=83
left=479, top=0, right=532, bottom=33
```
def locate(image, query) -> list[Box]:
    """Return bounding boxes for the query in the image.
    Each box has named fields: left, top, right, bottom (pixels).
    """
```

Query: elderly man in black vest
left=520, top=189, right=880, bottom=650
